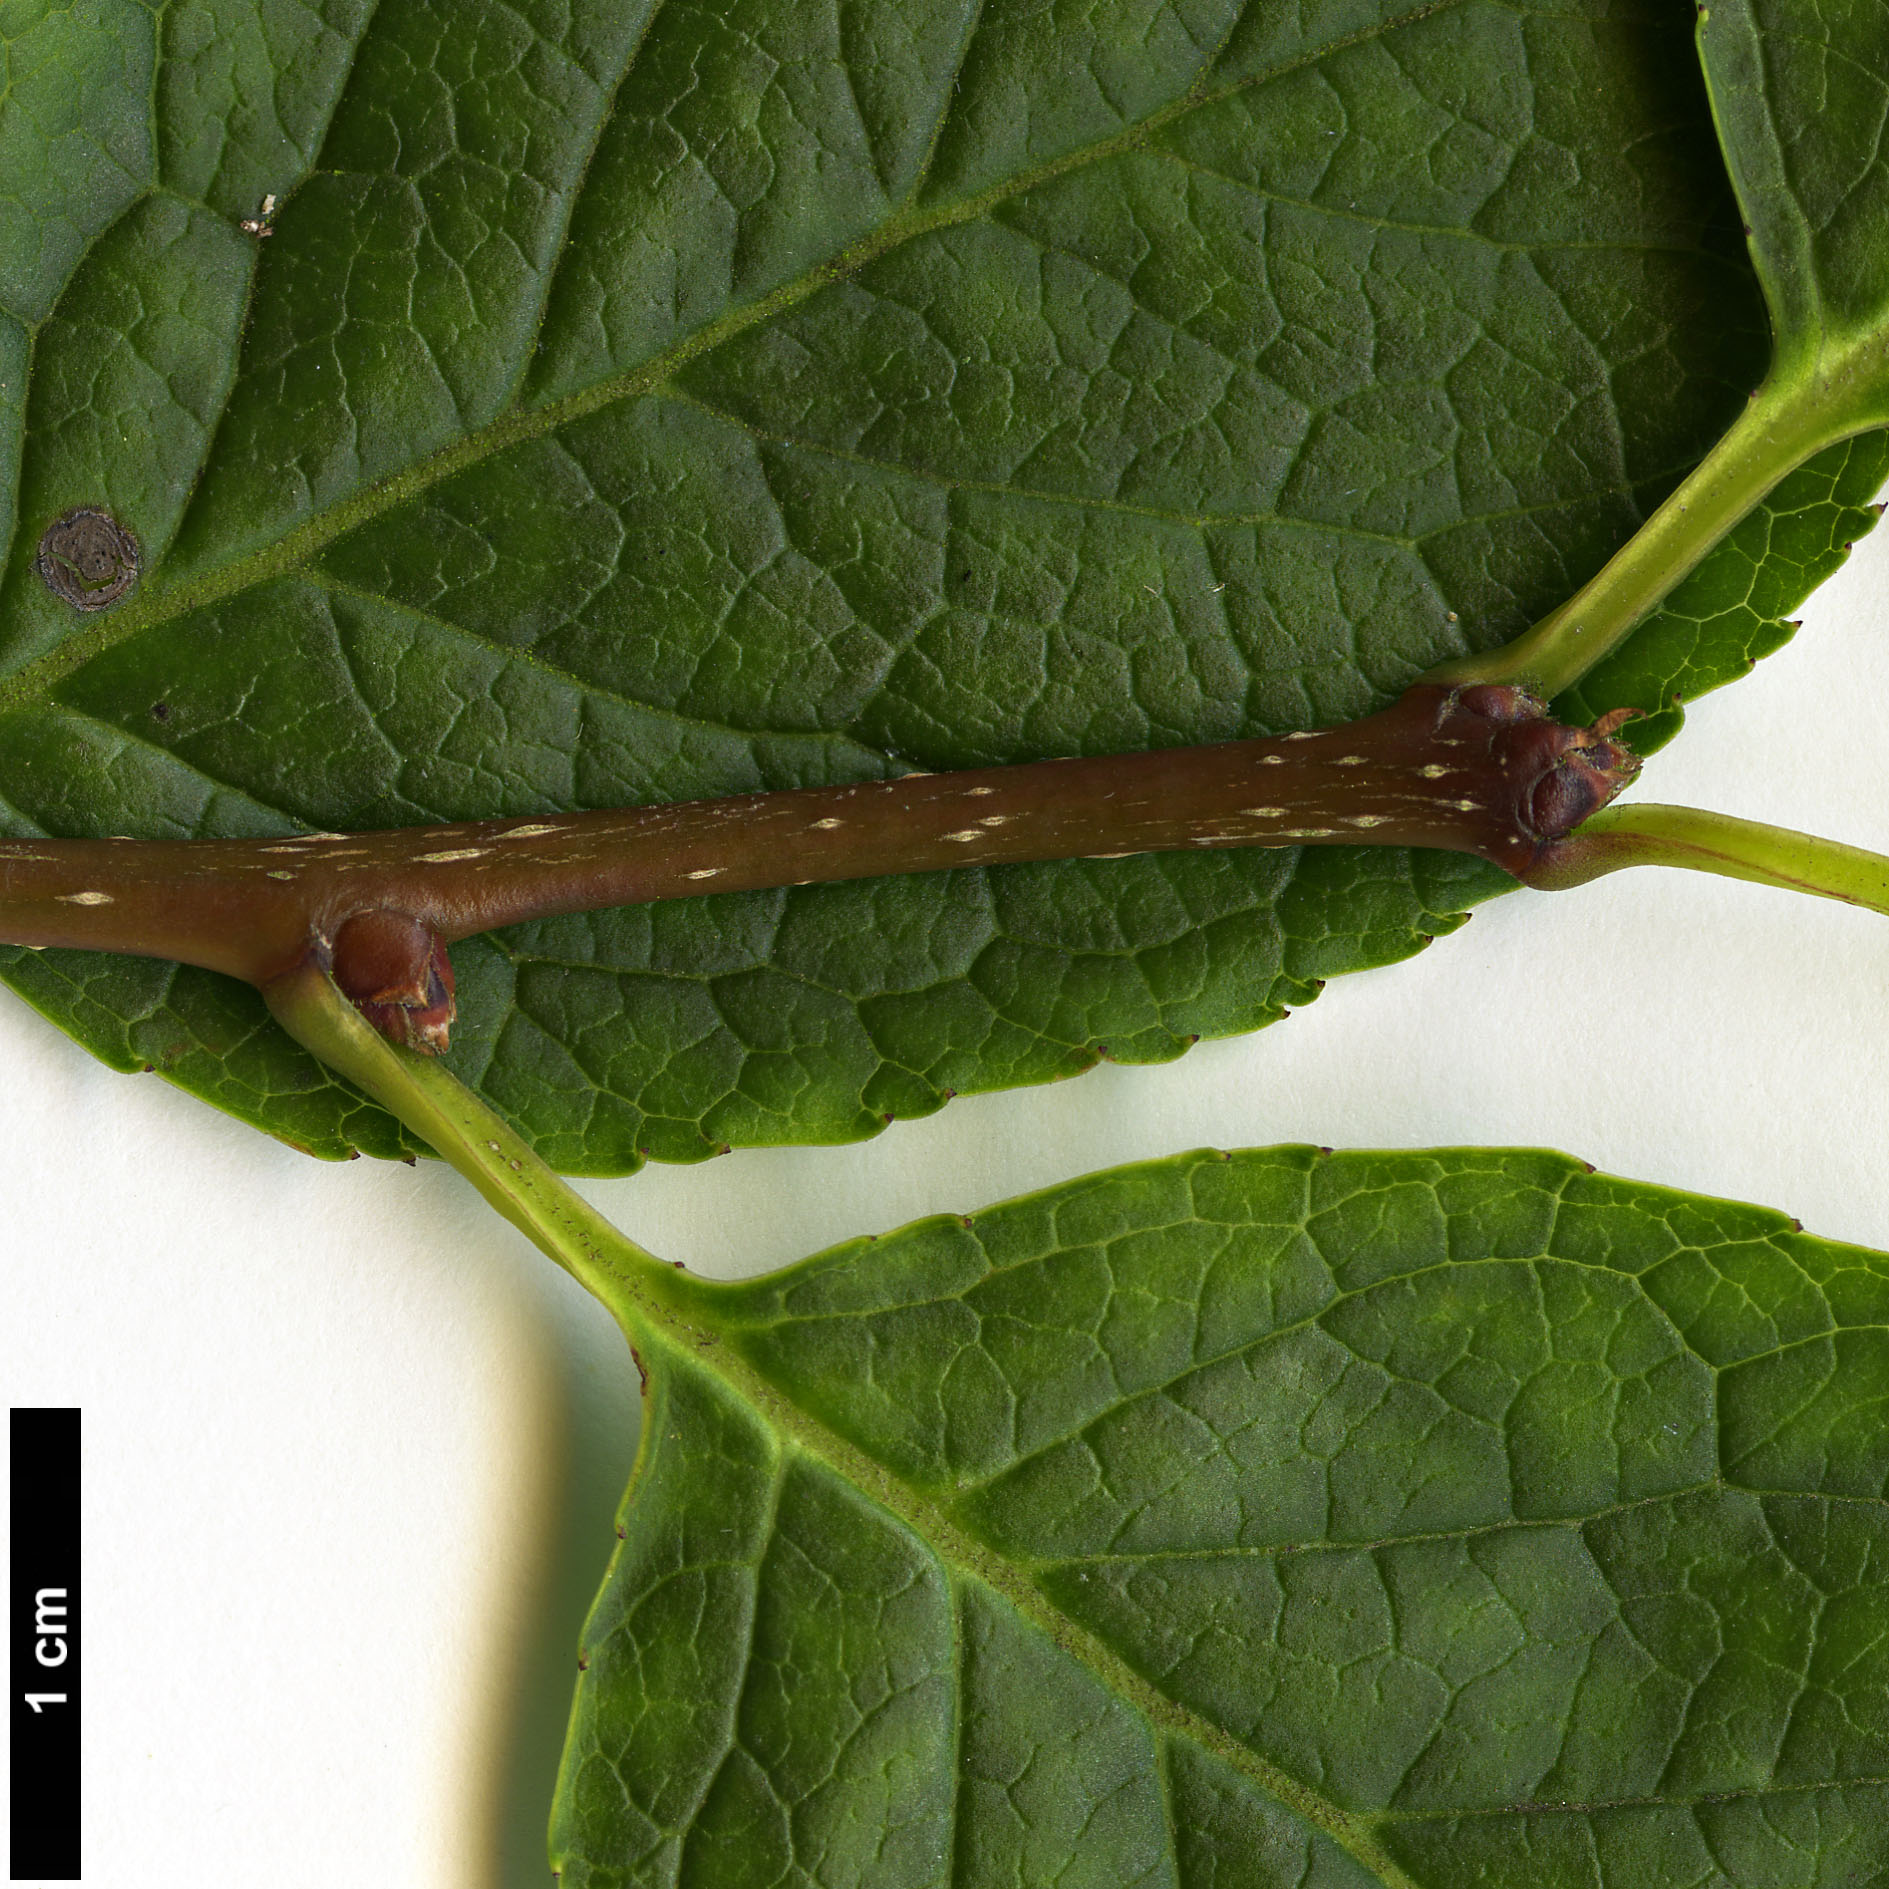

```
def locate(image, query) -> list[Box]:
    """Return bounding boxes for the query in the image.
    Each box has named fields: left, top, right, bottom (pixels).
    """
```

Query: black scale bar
left=10, top=1409, right=79, bottom=1882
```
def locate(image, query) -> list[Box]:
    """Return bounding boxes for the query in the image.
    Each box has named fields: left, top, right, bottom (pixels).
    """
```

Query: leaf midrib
left=643, top=1292, right=1889, bottom=1879
left=0, top=0, right=1492, bottom=727
left=628, top=1299, right=1425, bottom=1889
left=638, top=1268, right=1889, bottom=1880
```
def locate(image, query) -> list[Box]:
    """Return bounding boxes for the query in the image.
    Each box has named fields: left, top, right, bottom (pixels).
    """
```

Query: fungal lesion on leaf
left=35, top=507, right=140, bottom=612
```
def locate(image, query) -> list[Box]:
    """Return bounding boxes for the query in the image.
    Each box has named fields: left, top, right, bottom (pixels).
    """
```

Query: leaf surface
left=1699, top=0, right=1889, bottom=404
left=2, top=2, right=1885, bottom=1165
left=554, top=1146, right=1889, bottom=1886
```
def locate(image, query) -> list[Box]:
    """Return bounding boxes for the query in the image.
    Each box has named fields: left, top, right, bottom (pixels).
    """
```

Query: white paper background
left=5, top=514, right=1889, bottom=1886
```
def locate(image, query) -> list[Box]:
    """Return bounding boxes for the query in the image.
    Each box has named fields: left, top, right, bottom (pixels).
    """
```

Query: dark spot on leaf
left=151, top=702, right=170, bottom=721
left=37, top=506, right=140, bottom=611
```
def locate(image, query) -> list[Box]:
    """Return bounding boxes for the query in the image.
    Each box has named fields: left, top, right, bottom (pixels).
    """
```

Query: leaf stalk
left=1426, top=373, right=1861, bottom=698
left=1525, top=801, right=1889, bottom=915
left=261, top=956, right=663, bottom=1309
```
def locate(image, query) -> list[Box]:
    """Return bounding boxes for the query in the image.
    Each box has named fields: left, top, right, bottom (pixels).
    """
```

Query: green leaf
left=1553, top=429, right=1888, bottom=752
left=553, top=1145, right=1889, bottom=1887
left=3, top=2, right=1884, bottom=1167
left=1700, top=0, right=1889, bottom=407
left=1434, top=0, right=1889, bottom=704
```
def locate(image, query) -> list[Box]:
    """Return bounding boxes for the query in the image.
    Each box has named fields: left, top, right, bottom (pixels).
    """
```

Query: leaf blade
left=2, top=1, right=1881, bottom=1164
left=1700, top=0, right=1889, bottom=374
left=552, top=1147, right=1889, bottom=1884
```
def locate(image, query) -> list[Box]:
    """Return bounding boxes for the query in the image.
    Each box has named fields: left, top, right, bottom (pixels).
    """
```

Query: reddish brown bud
left=1522, top=706, right=1641, bottom=841
left=330, top=910, right=455, bottom=1054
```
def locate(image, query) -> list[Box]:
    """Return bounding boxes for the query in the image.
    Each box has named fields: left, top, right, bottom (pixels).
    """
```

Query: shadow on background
left=486, top=1294, right=644, bottom=1887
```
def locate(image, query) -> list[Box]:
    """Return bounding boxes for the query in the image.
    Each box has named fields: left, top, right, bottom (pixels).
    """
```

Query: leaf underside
left=2, top=0, right=1885, bottom=1167
left=555, top=1146, right=1889, bottom=1888
left=1698, top=0, right=1889, bottom=394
